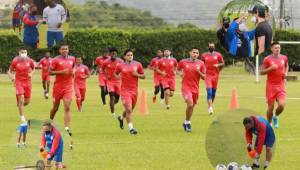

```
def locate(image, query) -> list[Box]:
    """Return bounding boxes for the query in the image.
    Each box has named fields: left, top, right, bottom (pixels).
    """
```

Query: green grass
left=0, top=66, right=299, bottom=170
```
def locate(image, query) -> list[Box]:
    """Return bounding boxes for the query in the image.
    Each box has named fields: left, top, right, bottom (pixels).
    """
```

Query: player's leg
left=42, top=80, right=47, bottom=94
left=100, top=85, right=107, bottom=105
left=114, top=85, right=120, bottom=104
left=55, top=31, right=64, bottom=47
left=153, top=85, right=160, bottom=103
left=159, top=83, right=164, bottom=101
left=47, top=31, right=55, bottom=48
left=206, top=88, right=213, bottom=115
left=164, top=88, right=171, bottom=109
left=267, top=102, right=275, bottom=124
left=273, top=91, right=286, bottom=128
left=80, top=88, right=86, bottom=106
left=183, top=99, right=194, bottom=132
left=75, top=86, right=81, bottom=112
left=17, top=132, right=21, bottom=147
left=109, top=92, right=116, bottom=117
left=126, top=94, right=138, bottom=134
left=50, top=101, right=60, bottom=120
left=63, top=98, right=72, bottom=128
left=22, top=133, right=27, bottom=146
left=17, top=95, right=26, bottom=120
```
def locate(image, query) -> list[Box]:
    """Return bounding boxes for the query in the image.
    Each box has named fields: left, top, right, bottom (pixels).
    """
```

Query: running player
left=102, top=48, right=123, bottom=118
left=7, top=47, right=35, bottom=123
left=38, top=50, right=52, bottom=99
left=177, top=48, right=206, bottom=132
left=148, top=50, right=164, bottom=103
left=74, top=57, right=90, bottom=112
left=156, top=49, right=177, bottom=109
left=115, top=49, right=145, bottom=135
left=95, top=50, right=110, bottom=105
left=201, top=42, right=224, bottom=115
left=40, top=121, right=66, bottom=169
left=260, top=41, right=288, bottom=128
left=243, top=116, right=275, bottom=169
left=49, top=43, right=75, bottom=136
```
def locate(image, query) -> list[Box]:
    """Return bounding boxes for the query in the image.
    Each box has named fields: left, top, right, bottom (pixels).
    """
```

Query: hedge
left=1, top=28, right=300, bottom=71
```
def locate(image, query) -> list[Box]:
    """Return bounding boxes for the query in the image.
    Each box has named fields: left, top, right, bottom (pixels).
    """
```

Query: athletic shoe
left=129, top=128, right=138, bottom=135
left=273, top=116, right=279, bottom=128
left=182, top=123, right=187, bottom=131
left=111, top=113, right=115, bottom=119
left=264, top=165, right=268, bottom=169
left=251, top=163, right=260, bottom=169
left=160, top=99, right=165, bottom=105
left=65, top=128, right=72, bottom=137
left=22, top=143, right=26, bottom=147
left=16, top=143, right=21, bottom=148
left=152, top=95, right=156, bottom=103
left=208, top=107, right=214, bottom=115
left=118, top=116, right=124, bottom=129
left=44, top=92, right=49, bottom=99
left=186, top=124, right=192, bottom=132
left=166, top=105, right=170, bottom=110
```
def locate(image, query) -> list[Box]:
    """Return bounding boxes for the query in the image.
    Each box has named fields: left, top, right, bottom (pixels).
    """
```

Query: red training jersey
left=39, top=57, right=52, bottom=74
left=10, top=56, right=35, bottom=83
left=178, top=59, right=206, bottom=93
left=74, top=64, right=90, bottom=88
left=95, top=56, right=110, bottom=74
left=149, top=56, right=162, bottom=81
left=263, top=55, right=288, bottom=85
left=157, top=57, right=177, bottom=79
left=51, top=55, right=75, bottom=89
left=102, top=58, right=123, bottom=83
left=201, top=52, right=224, bottom=78
left=115, top=60, right=144, bottom=92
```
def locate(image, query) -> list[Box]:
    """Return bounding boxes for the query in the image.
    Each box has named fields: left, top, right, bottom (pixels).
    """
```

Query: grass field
left=0, top=66, right=299, bottom=170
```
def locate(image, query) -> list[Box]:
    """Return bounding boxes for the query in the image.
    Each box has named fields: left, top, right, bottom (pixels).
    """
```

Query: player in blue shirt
left=17, top=122, right=28, bottom=148
left=243, top=116, right=275, bottom=169
left=40, top=121, right=66, bottom=169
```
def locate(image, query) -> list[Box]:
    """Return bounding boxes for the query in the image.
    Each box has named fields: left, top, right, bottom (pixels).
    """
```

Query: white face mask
left=20, top=53, right=28, bottom=58
left=251, top=16, right=257, bottom=23
left=238, top=23, right=248, bottom=32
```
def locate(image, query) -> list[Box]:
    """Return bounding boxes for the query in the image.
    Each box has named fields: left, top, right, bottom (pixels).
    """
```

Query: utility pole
left=279, top=0, right=284, bottom=29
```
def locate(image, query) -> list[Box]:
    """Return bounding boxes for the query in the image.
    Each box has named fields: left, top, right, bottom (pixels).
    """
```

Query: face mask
left=208, top=48, right=214, bottom=53
left=20, top=53, right=27, bottom=58
left=251, top=16, right=257, bottom=23
left=238, top=23, right=248, bottom=32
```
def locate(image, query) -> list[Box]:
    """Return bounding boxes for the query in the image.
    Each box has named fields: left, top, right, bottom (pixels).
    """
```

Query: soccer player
left=40, top=121, right=66, bottom=170
left=49, top=44, right=75, bottom=136
left=115, top=49, right=145, bottom=135
left=12, top=2, right=22, bottom=35
left=74, top=57, right=90, bottom=112
left=95, top=50, right=110, bottom=105
left=148, top=50, right=164, bottom=103
left=177, top=48, right=206, bottom=132
left=243, top=116, right=275, bottom=169
left=17, top=121, right=28, bottom=148
left=7, top=47, right=35, bottom=123
left=102, top=48, right=123, bottom=118
left=38, top=51, right=52, bottom=99
left=260, top=41, right=288, bottom=128
left=201, top=42, right=224, bottom=115
left=156, top=49, right=177, bottom=109
left=43, top=0, right=66, bottom=48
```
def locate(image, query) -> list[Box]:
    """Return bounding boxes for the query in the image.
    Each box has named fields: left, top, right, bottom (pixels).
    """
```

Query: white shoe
left=160, top=99, right=165, bottom=105
left=20, top=116, right=26, bottom=122
left=111, top=113, right=115, bottom=119
left=208, top=107, right=214, bottom=115
left=22, top=143, right=26, bottom=147
left=166, top=105, right=171, bottom=110
left=16, top=143, right=21, bottom=148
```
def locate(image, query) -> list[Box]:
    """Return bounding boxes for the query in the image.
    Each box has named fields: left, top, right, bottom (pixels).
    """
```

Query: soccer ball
left=227, top=162, right=239, bottom=170
left=240, top=164, right=252, bottom=170
left=216, top=164, right=227, bottom=170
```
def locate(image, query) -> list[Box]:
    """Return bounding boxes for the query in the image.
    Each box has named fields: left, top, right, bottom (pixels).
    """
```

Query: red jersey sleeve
left=49, top=129, right=61, bottom=157
left=256, top=123, right=266, bottom=154
left=30, top=59, right=35, bottom=70
left=284, top=56, right=288, bottom=67
left=10, top=59, right=17, bottom=70
left=174, top=59, right=178, bottom=68
left=218, top=53, right=224, bottom=63
left=262, top=57, right=270, bottom=69
left=23, top=14, right=38, bottom=26
left=115, top=64, right=121, bottom=74
left=245, top=128, right=253, bottom=145
left=149, top=59, right=155, bottom=68
left=200, top=62, right=206, bottom=73
left=177, top=60, right=184, bottom=71
left=85, top=66, right=90, bottom=76
left=40, top=133, right=46, bottom=148
left=137, top=63, right=144, bottom=74
left=201, top=54, right=205, bottom=62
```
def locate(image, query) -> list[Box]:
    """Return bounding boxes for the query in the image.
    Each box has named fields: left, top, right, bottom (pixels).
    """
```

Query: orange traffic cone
left=138, top=89, right=149, bottom=115
left=230, top=87, right=239, bottom=109
left=41, top=150, right=47, bottom=159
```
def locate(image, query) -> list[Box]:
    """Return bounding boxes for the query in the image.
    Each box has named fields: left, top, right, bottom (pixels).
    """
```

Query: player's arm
left=148, top=59, right=154, bottom=70
left=40, top=133, right=46, bottom=151
left=257, top=36, right=265, bottom=55
left=49, top=68, right=69, bottom=75
left=245, top=129, right=253, bottom=151
left=197, top=64, right=206, bottom=80
left=23, top=14, right=38, bottom=26
left=260, top=61, right=277, bottom=75
left=255, top=123, right=266, bottom=155
left=81, top=67, right=90, bottom=79
left=28, top=60, right=36, bottom=78
left=216, top=54, right=225, bottom=70
left=176, top=61, right=183, bottom=77
left=133, top=64, right=146, bottom=79
left=114, top=65, right=121, bottom=79
left=155, top=61, right=167, bottom=76
left=7, top=68, right=15, bottom=83
left=284, top=58, right=289, bottom=78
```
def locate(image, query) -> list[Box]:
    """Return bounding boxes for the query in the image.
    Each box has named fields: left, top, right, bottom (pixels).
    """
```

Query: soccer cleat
left=264, top=165, right=268, bottom=169
left=251, top=163, right=260, bottom=169
left=166, top=105, right=171, bottom=110
left=129, top=128, right=138, bottom=135
left=44, top=92, right=49, bottom=99
left=118, top=116, right=124, bottom=129
left=22, top=143, right=26, bottom=147
left=111, top=113, right=115, bottom=119
left=186, top=124, right=192, bottom=132
left=273, top=116, right=279, bottom=128
left=182, top=123, right=187, bottom=131
left=16, top=143, right=21, bottom=148
left=152, top=95, right=157, bottom=103
left=160, top=99, right=165, bottom=105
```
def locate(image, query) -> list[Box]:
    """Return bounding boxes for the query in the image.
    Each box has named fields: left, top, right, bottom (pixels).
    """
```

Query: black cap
left=249, top=4, right=266, bottom=15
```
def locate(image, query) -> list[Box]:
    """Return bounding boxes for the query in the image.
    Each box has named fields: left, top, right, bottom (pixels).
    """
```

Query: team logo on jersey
left=162, top=62, right=166, bottom=65
left=214, top=56, right=217, bottom=60
left=281, top=60, right=285, bottom=65
left=26, top=63, right=30, bottom=66
left=17, top=64, right=20, bottom=67
left=81, top=69, right=85, bottom=72
left=123, top=69, right=126, bottom=72
left=108, top=64, right=111, bottom=68
left=133, top=66, right=137, bottom=71
left=59, top=62, right=63, bottom=65
left=69, top=61, right=73, bottom=65
left=185, top=65, right=189, bottom=68
left=170, top=61, right=173, bottom=65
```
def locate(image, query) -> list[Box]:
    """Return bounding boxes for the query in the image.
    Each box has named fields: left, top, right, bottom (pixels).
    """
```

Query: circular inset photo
left=9, top=0, right=70, bottom=49
left=206, top=109, right=276, bottom=170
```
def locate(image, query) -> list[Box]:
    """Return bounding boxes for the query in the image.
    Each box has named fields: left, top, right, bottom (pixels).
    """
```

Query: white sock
left=254, top=158, right=259, bottom=165
left=20, top=115, right=26, bottom=122
left=184, top=120, right=191, bottom=124
left=265, top=161, right=270, bottom=167
left=112, top=113, right=115, bottom=115
left=128, top=123, right=133, bottom=130
left=119, top=115, right=123, bottom=120
left=65, top=127, right=69, bottom=131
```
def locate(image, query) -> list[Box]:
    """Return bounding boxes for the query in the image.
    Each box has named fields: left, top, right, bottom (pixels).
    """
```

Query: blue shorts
left=255, top=127, right=275, bottom=148
left=12, top=19, right=21, bottom=26
left=46, top=144, right=63, bottom=162
left=47, top=31, right=63, bottom=48
left=18, top=125, right=28, bottom=134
